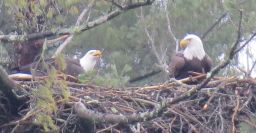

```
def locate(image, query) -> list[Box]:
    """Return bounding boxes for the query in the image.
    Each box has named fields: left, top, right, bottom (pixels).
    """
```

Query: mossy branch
left=0, top=0, right=154, bottom=43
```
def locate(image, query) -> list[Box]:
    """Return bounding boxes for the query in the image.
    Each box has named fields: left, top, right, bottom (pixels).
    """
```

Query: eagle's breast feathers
left=169, top=34, right=213, bottom=80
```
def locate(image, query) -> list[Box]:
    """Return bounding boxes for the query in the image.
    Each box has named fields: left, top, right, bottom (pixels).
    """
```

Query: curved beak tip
left=179, top=39, right=189, bottom=48
left=93, top=50, right=102, bottom=57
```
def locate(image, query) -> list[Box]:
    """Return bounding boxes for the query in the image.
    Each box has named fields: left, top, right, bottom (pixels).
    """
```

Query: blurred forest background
left=1, top=0, right=256, bottom=86
left=0, top=0, right=256, bottom=132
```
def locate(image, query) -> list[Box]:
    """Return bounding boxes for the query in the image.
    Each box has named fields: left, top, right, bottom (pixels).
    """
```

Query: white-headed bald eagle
left=12, top=50, right=102, bottom=77
left=169, top=34, right=212, bottom=80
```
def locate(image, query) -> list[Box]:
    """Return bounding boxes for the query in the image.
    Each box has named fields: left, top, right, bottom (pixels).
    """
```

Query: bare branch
left=248, top=60, right=256, bottom=77
left=46, top=35, right=69, bottom=45
left=164, top=4, right=178, bottom=52
left=140, top=7, right=169, bottom=73
left=129, top=69, right=161, bottom=83
left=122, top=0, right=154, bottom=10
left=0, top=0, right=154, bottom=43
left=109, top=0, right=124, bottom=9
left=201, top=12, right=228, bottom=40
left=74, top=99, right=166, bottom=124
left=0, top=31, right=55, bottom=43
left=52, top=0, right=96, bottom=58
left=196, top=10, right=243, bottom=88
left=234, top=33, right=256, bottom=54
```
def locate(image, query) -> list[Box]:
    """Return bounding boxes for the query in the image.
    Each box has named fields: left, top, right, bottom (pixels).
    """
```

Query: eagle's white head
left=79, top=50, right=102, bottom=72
left=179, top=34, right=206, bottom=60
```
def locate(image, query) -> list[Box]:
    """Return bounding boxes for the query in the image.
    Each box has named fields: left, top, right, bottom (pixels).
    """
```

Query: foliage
left=34, top=113, right=58, bottom=132
left=94, top=64, right=131, bottom=87
left=32, top=70, right=58, bottom=132
left=2, top=0, right=256, bottom=82
left=3, top=0, right=85, bottom=33
left=32, top=67, right=70, bottom=131
left=66, top=0, right=256, bottom=83
left=1, top=0, right=256, bottom=132
left=79, top=63, right=131, bottom=87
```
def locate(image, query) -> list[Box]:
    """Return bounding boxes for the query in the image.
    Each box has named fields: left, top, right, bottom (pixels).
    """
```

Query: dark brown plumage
left=169, top=34, right=212, bottom=80
left=169, top=53, right=212, bottom=80
left=11, top=50, right=102, bottom=77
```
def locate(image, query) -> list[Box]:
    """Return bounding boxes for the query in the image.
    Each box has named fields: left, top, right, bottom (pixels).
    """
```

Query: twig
left=52, top=0, right=96, bottom=58
left=96, top=123, right=119, bottom=133
left=140, top=7, right=168, bottom=73
left=109, top=0, right=124, bottom=9
left=11, top=70, right=256, bottom=132
left=46, top=35, right=69, bottom=45
left=248, top=60, right=256, bottom=77
left=201, top=12, right=228, bottom=40
left=234, top=32, right=256, bottom=54
left=0, top=108, right=44, bottom=128
left=164, top=4, right=178, bottom=52
left=129, top=69, right=161, bottom=83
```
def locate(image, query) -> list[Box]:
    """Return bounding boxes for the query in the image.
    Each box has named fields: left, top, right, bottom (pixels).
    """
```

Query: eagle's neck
left=183, top=43, right=206, bottom=60
left=79, top=56, right=97, bottom=72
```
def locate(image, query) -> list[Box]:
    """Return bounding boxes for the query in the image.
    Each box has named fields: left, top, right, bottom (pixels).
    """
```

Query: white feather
left=183, top=34, right=206, bottom=60
left=79, top=50, right=99, bottom=72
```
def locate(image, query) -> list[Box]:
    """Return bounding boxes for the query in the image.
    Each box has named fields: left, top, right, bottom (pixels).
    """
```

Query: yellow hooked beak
left=92, top=50, right=102, bottom=57
left=179, top=39, right=189, bottom=48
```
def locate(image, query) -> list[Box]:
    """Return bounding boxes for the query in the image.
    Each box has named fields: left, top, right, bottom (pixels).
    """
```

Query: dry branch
left=201, top=12, right=228, bottom=40
left=52, top=0, right=96, bottom=57
left=164, top=4, right=178, bottom=52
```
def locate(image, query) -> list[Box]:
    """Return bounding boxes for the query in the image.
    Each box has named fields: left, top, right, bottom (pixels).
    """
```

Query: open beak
left=92, top=50, right=102, bottom=57
left=179, top=39, right=189, bottom=48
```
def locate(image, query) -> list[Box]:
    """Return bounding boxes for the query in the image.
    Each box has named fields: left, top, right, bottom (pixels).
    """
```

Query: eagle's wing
left=64, top=58, right=80, bottom=66
left=169, top=53, right=186, bottom=78
left=64, top=58, right=84, bottom=76
left=202, top=55, right=212, bottom=73
left=11, top=57, right=85, bottom=77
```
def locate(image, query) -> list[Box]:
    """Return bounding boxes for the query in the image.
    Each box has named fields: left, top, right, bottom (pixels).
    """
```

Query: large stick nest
left=1, top=76, right=256, bottom=133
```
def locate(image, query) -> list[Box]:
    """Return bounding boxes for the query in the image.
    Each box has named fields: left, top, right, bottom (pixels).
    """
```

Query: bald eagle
left=12, top=50, right=102, bottom=77
left=64, top=50, right=102, bottom=76
left=169, top=34, right=212, bottom=80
